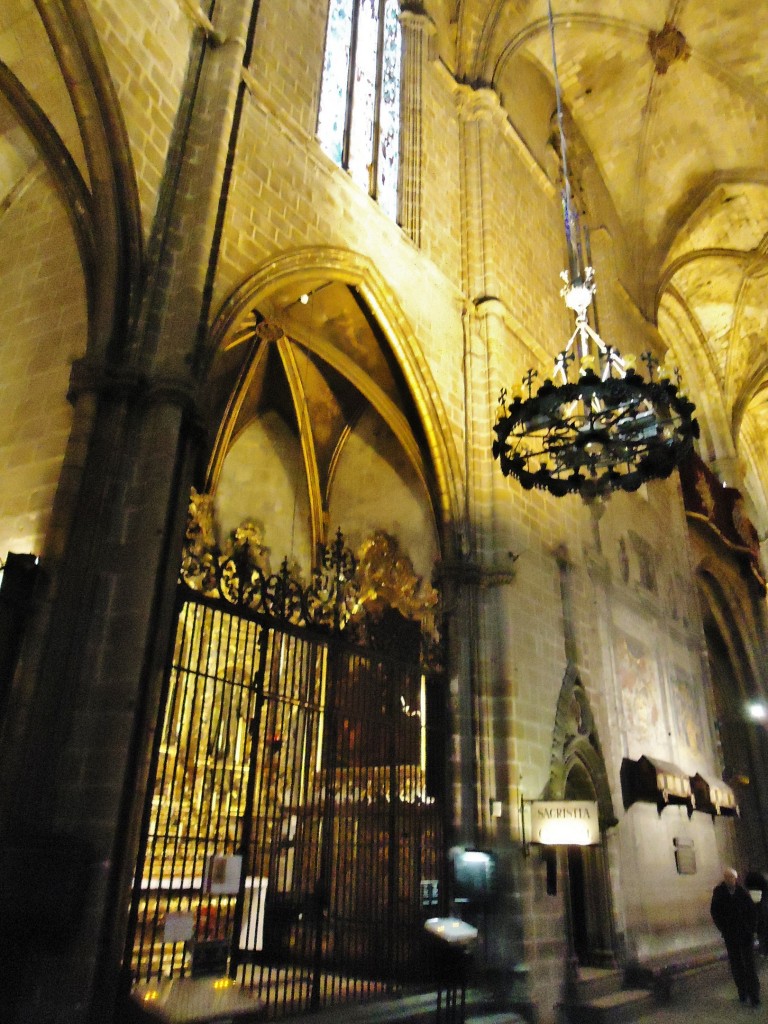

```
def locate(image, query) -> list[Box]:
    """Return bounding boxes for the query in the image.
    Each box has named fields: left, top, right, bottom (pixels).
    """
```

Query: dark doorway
left=564, top=762, right=613, bottom=966
left=567, top=845, right=588, bottom=963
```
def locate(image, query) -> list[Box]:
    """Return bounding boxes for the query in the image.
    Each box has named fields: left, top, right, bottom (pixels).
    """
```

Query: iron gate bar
left=124, top=594, right=265, bottom=983
left=124, top=580, right=446, bottom=1020
left=228, top=617, right=267, bottom=979
left=237, top=622, right=332, bottom=1015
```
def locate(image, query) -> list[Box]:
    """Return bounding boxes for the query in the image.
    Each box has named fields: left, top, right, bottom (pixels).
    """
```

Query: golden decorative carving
left=181, top=487, right=221, bottom=593
left=732, top=496, right=758, bottom=550
left=223, top=518, right=272, bottom=574
left=353, top=530, right=438, bottom=621
left=648, top=23, right=691, bottom=75
left=180, top=493, right=440, bottom=640
left=694, top=467, right=715, bottom=518
left=186, top=486, right=217, bottom=553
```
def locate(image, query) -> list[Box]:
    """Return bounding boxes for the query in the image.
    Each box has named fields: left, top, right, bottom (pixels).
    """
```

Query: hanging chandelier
left=492, top=1, right=698, bottom=500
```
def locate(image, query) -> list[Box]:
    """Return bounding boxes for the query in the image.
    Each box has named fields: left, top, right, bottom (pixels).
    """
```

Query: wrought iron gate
left=125, top=534, right=445, bottom=1018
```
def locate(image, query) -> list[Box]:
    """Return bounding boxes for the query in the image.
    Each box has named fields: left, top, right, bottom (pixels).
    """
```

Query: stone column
left=454, top=85, right=515, bottom=841
left=452, top=84, right=530, bottom=1009
left=457, top=85, right=506, bottom=306
left=398, top=3, right=435, bottom=245
left=0, top=2, right=256, bottom=1022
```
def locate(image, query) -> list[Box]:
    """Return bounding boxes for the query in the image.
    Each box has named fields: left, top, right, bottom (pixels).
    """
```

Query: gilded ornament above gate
left=179, top=491, right=441, bottom=656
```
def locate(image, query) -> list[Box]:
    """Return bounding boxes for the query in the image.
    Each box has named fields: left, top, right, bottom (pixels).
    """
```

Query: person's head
left=723, top=867, right=738, bottom=889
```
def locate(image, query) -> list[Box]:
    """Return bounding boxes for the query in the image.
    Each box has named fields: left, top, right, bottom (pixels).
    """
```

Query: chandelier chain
left=491, top=0, right=699, bottom=499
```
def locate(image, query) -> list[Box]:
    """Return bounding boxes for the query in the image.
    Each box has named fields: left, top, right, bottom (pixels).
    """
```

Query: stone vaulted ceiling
left=1, top=0, right=767, bottom=527
left=449, top=0, right=768, bottom=281
left=431, top=0, right=768, bottom=519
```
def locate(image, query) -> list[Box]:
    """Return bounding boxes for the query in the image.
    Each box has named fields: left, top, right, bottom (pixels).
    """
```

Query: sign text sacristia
left=530, top=800, right=600, bottom=846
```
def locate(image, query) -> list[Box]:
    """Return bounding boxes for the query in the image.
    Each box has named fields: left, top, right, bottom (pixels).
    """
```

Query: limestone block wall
left=1, top=5, right=88, bottom=180
left=489, top=136, right=565, bottom=339
left=421, top=63, right=462, bottom=281
left=212, top=79, right=469, bottom=492
left=0, top=172, right=86, bottom=558
left=616, top=802, right=728, bottom=959
left=250, top=0, right=327, bottom=139
left=483, top=477, right=728, bottom=1018
left=0, top=0, right=193, bottom=564
left=87, top=0, right=193, bottom=237
left=474, top=452, right=724, bottom=1007
left=0, top=2, right=756, bottom=1022
left=215, top=405, right=440, bottom=582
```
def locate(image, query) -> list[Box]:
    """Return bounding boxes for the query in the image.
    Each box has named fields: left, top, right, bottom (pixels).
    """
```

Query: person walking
left=745, top=869, right=768, bottom=956
left=711, top=866, right=760, bottom=1005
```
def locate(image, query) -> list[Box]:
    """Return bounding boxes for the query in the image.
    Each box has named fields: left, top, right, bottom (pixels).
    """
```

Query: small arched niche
left=546, top=665, right=617, bottom=968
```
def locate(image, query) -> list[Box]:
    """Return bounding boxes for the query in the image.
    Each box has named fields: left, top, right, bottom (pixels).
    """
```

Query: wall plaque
left=674, top=837, right=696, bottom=875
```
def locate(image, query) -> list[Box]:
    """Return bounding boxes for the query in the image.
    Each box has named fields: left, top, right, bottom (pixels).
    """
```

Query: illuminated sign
left=530, top=800, right=600, bottom=846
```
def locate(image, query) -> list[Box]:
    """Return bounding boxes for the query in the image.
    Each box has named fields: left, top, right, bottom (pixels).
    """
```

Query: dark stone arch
left=696, top=564, right=768, bottom=867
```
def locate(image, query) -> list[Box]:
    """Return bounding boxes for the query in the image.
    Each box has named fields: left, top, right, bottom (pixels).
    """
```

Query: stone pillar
left=0, top=3, right=256, bottom=1022
left=457, top=85, right=505, bottom=306
left=555, top=544, right=578, bottom=666
left=398, top=3, right=434, bottom=246
left=454, top=85, right=515, bottom=841
left=452, top=84, right=530, bottom=1010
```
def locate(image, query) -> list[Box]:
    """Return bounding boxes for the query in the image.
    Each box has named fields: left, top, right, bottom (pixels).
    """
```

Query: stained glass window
left=317, top=0, right=402, bottom=219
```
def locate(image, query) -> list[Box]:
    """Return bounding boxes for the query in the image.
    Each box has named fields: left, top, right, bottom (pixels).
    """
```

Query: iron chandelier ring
left=492, top=370, right=700, bottom=499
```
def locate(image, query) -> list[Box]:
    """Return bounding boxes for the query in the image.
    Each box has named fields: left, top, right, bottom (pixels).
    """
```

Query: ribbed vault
left=421, top=0, right=768, bottom=535
left=2, top=0, right=768, bottom=542
left=204, top=262, right=450, bottom=575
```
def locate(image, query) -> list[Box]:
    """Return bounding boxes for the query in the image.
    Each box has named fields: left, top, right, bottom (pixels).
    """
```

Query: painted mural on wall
left=669, top=672, right=706, bottom=759
left=615, top=631, right=664, bottom=753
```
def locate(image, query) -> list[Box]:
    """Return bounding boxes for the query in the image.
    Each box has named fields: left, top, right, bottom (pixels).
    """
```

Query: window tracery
left=317, top=0, right=401, bottom=219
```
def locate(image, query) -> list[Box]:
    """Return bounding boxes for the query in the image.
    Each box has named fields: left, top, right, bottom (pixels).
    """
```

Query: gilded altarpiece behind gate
left=125, top=493, right=445, bottom=1018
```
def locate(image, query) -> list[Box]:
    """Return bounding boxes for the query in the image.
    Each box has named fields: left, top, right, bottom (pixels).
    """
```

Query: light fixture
left=747, top=700, right=768, bottom=723
left=492, top=0, right=699, bottom=500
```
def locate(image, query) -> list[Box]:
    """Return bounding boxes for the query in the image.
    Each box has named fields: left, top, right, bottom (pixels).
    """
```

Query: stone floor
left=630, top=959, right=767, bottom=1024
left=458, top=958, right=766, bottom=1024
left=124, top=956, right=767, bottom=1024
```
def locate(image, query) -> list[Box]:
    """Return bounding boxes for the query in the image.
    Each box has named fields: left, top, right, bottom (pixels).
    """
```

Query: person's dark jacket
left=711, top=881, right=758, bottom=945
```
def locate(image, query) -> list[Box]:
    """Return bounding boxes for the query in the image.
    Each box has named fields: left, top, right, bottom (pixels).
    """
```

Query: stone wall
left=0, top=3, right=759, bottom=1023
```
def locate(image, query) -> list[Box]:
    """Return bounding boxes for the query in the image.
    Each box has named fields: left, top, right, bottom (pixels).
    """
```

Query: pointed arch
left=207, top=247, right=465, bottom=556
left=695, top=556, right=764, bottom=700
left=0, top=61, right=96, bottom=306
left=32, top=0, right=142, bottom=353
left=546, top=663, right=617, bottom=830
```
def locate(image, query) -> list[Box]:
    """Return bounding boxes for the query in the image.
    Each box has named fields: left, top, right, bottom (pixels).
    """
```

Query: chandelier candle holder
left=492, top=0, right=698, bottom=500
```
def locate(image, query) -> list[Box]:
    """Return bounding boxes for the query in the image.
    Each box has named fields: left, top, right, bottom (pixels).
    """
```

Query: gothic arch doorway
left=548, top=668, right=617, bottom=967
left=563, top=760, right=612, bottom=966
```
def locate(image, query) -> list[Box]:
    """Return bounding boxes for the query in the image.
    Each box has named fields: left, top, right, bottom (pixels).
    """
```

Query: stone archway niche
left=547, top=666, right=617, bottom=968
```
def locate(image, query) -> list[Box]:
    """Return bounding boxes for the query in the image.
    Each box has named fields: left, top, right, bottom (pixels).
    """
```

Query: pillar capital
left=67, top=356, right=203, bottom=425
left=435, top=556, right=518, bottom=590
left=473, top=296, right=510, bottom=322
left=455, top=82, right=505, bottom=125
left=399, top=3, right=436, bottom=34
